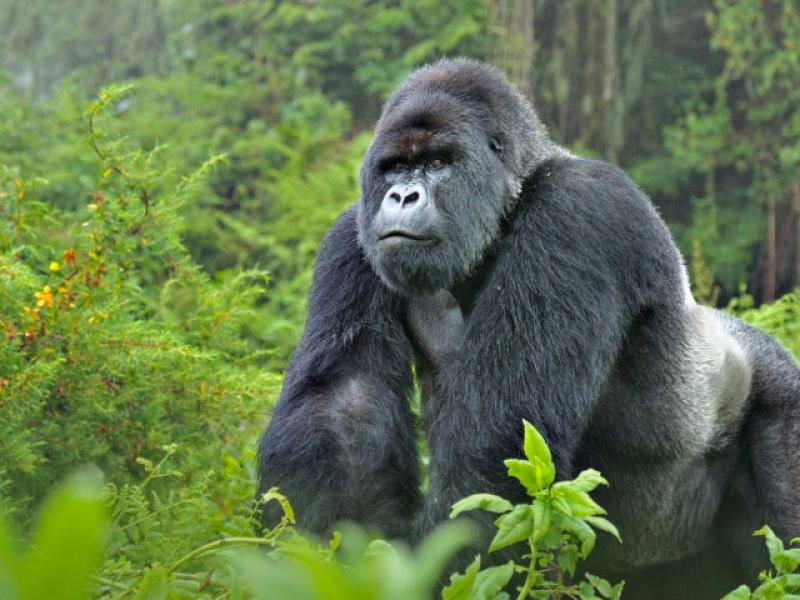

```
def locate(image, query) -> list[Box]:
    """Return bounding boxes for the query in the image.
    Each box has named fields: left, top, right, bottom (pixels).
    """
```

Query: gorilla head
left=357, top=58, right=555, bottom=293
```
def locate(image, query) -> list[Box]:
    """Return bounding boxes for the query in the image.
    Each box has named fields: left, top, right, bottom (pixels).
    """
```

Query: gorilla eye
left=427, top=158, right=445, bottom=170
left=388, top=161, right=408, bottom=173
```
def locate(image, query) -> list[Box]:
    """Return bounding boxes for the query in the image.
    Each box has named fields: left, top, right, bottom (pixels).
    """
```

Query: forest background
left=0, top=1, right=799, bottom=598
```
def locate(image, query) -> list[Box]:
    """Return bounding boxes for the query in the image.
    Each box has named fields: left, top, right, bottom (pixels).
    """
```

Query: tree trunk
left=764, top=194, right=777, bottom=303
left=490, top=0, right=536, bottom=99
left=794, top=179, right=800, bottom=287
left=603, top=0, right=618, bottom=162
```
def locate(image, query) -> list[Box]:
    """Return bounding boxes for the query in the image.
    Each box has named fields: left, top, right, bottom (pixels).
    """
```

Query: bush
left=0, top=85, right=279, bottom=521
left=0, top=420, right=623, bottom=600
left=727, top=290, right=800, bottom=359
left=5, top=419, right=797, bottom=599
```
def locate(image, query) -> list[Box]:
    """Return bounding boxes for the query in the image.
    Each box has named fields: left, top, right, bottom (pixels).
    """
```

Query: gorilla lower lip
left=379, top=231, right=432, bottom=242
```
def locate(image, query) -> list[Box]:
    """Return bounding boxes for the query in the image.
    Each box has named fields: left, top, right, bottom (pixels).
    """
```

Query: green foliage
left=691, top=239, right=721, bottom=306
left=1, top=420, right=621, bottom=600
left=665, top=0, right=800, bottom=296
left=727, top=290, right=800, bottom=358
left=443, top=420, right=624, bottom=600
left=722, top=527, right=800, bottom=600
left=0, top=85, right=279, bottom=519
left=0, top=471, right=107, bottom=600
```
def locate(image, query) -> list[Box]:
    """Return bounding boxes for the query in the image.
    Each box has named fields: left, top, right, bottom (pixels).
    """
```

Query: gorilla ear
left=489, top=136, right=504, bottom=155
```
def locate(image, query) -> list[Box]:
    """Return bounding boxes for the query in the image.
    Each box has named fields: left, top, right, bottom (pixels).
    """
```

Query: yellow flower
left=49, top=261, right=60, bottom=273
left=34, top=286, right=54, bottom=308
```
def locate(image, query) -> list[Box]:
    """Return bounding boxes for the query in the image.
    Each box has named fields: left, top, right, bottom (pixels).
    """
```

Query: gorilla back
left=258, top=58, right=800, bottom=599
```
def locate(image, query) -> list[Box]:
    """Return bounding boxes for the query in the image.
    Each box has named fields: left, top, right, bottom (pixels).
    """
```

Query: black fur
left=258, top=59, right=800, bottom=598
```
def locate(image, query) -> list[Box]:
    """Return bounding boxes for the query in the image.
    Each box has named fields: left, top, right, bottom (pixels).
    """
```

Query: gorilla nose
left=383, top=183, right=426, bottom=211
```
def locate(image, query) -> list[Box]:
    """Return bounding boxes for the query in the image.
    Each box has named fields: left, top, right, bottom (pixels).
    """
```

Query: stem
left=88, top=99, right=150, bottom=218
left=88, top=110, right=124, bottom=178
left=555, top=561, right=565, bottom=600
left=92, top=575, right=129, bottom=591
left=549, top=591, right=579, bottom=599
left=516, top=538, right=537, bottom=600
left=167, top=536, right=278, bottom=574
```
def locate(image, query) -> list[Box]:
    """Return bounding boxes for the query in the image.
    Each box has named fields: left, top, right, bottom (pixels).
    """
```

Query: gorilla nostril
left=403, top=191, right=419, bottom=206
left=390, top=192, right=402, bottom=203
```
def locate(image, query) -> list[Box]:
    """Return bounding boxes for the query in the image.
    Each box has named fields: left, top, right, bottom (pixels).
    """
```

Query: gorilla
left=258, top=58, right=800, bottom=598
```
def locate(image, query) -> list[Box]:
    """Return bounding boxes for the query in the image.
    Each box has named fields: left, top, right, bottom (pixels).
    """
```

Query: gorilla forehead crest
left=374, top=59, right=547, bottom=176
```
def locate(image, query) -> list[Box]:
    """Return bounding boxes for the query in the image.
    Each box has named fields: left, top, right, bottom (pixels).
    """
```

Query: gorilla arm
left=257, top=205, right=421, bottom=538
left=419, top=159, right=643, bottom=532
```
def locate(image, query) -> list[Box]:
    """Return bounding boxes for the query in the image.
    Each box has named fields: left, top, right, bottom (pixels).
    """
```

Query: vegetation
left=443, top=420, right=624, bottom=600
left=0, top=418, right=627, bottom=600
left=0, top=0, right=798, bottom=598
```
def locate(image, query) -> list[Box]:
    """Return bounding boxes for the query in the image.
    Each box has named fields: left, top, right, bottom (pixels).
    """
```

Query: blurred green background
left=0, top=1, right=798, bottom=598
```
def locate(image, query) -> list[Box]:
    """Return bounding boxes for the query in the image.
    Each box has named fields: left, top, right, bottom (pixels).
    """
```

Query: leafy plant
left=0, top=470, right=108, bottom=600
left=722, top=526, right=800, bottom=600
left=443, top=420, right=624, bottom=600
left=0, top=84, right=279, bottom=521
left=727, top=290, right=800, bottom=359
left=0, top=451, right=475, bottom=600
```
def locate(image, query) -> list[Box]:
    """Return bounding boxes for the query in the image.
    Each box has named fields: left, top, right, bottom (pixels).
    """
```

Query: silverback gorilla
left=258, top=59, right=800, bottom=598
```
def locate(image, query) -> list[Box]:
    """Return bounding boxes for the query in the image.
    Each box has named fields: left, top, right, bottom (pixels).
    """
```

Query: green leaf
left=504, top=458, right=554, bottom=496
left=774, top=548, right=800, bottom=575
left=609, top=581, right=625, bottom=599
left=522, top=420, right=553, bottom=467
left=442, top=555, right=480, bottom=600
left=489, top=505, right=534, bottom=553
left=133, top=565, right=168, bottom=600
left=18, top=470, right=109, bottom=600
left=754, top=525, right=799, bottom=574
left=450, top=494, right=514, bottom=519
left=531, top=497, right=552, bottom=542
left=518, top=420, right=556, bottom=491
left=720, top=584, right=752, bottom=600
left=579, top=580, right=597, bottom=599
left=365, top=538, right=396, bottom=559
left=414, top=520, right=478, bottom=593
left=571, top=469, right=609, bottom=493
left=505, top=460, right=540, bottom=496
left=552, top=485, right=606, bottom=518
left=0, top=515, right=21, bottom=600
left=470, top=561, right=515, bottom=599
left=563, top=517, right=597, bottom=558
left=585, top=573, right=614, bottom=598
left=774, top=573, right=800, bottom=590
left=585, top=516, right=622, bottom=543
left=558, top=545, right=579, bottom=577
left=551, top=494, right=573, bottom=517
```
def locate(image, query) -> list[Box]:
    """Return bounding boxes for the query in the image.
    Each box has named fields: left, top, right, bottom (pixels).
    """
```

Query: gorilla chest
left=405, top=290, right=466, bottom=366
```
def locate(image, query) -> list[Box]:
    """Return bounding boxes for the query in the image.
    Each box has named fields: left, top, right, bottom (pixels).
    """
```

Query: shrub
left=727, top=290, right=800, bottom=359
left=443, top=420, right=623, bottom=600
left=0, top=421, right=622, bottom=600
left=0, top=85, right=279, bottom=521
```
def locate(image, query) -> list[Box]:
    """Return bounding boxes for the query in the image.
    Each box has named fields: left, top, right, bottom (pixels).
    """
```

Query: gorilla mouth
left=378, top=230, right=434, bottom=243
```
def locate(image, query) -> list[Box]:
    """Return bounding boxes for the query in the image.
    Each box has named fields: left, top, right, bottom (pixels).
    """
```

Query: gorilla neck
left=448, top=191, right=527, bottom=317
left=449, top=245, right=499, bottom=317
left=405, top=246, right=499, bottom=367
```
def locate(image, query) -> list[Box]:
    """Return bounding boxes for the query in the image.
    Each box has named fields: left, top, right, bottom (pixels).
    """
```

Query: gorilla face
left=357, top=91, right=519, bottom=294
